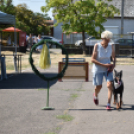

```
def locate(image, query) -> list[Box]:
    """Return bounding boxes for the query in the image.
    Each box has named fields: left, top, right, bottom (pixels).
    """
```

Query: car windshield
left=87, top=37, right=95, bottom=40
left=43, top=37, right=52, bottom=39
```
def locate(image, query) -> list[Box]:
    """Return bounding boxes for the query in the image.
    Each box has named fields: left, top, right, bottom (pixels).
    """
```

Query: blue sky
left=12, top=0, right=54, bottom=20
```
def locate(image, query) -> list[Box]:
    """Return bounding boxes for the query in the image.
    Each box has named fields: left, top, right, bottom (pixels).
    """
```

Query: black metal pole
left=121, top=0, right=125, bottom=36
left=20, top=55, right=21, bottom=73
left=18, top=55, right=19, bottom=73
left=132, top=34, right=134, bottom=58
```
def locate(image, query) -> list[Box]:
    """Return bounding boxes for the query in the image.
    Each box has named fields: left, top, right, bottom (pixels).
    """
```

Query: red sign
left=19, top=31, right=26, bottom=47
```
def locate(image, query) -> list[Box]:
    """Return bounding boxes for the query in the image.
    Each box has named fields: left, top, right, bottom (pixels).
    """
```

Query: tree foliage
left=0, top=0, right=16, bottom=15
left=41, top=0, right=120, bottom=52
left=0, top=1, right=51, bottom=35
left=15, top=4, right=50, bottom=35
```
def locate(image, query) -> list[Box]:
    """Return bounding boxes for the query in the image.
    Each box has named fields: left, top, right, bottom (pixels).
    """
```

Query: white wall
left=53, top=19, right=63, bottom=39
left=54, top=18, right=134, bottom=39
left=104, top=18, right=134, bottom=34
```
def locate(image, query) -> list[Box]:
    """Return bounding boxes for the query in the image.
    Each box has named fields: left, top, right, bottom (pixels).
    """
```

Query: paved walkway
left=0, top=65, right=134, bottom=134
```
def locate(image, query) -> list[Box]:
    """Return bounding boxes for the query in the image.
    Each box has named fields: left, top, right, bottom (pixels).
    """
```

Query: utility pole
left=121, top=0, right=125, bottom=37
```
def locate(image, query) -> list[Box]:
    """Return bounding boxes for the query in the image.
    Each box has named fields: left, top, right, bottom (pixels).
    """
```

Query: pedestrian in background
left=7, top=34, right=12, bottom=46
left=27, top=33, right=33, bottom=51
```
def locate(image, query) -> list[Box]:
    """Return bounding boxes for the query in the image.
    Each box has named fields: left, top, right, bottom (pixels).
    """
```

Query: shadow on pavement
left=69, top=109, right=114, bottom=111
left=69, top=104, right=134, bottom=111
left=0, top=73, right=58, bottom=89
left=122, top=104, right=134, bottom=110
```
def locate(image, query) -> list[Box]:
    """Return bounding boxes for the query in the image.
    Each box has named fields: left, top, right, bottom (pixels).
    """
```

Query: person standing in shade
left=27, top=33, right=33, bottom=51
left=7, top=34, right=12, bottom=46
left=91, top=30, right=116, bottom=110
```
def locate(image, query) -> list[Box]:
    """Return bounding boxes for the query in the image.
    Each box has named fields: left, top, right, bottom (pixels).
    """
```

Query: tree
left=0, top=0, right=16, bottom=15
left=0, top=1, right=51, bottom=35
left=41, top=0, right=120, bottom=54
left=15, top=4, right=50, bottom=35
left=34, top=12, right=51, bottom=20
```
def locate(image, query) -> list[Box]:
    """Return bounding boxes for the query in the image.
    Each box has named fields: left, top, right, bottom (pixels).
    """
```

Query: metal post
left=42, top=81, right=55, bottom=110
left=18, top=55, right=19, bottom=73
left=0, top=31, right=1, bottom=57
left=46, top=81, right=49, bottom=107
left=14, top=16, right=18, bottom=73
left=20, top=55, right=21, bottom=73
left=132, top=34, right=134, bottom=58
left=14, top=16, right=17, bottom=55
left=121, top=0, right=125, bottom=37
left=0, top=32, right=1, bottom=77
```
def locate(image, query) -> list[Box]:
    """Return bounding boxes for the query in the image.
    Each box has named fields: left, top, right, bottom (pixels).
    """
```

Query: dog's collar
left=114, top=81, right=121, bottom=89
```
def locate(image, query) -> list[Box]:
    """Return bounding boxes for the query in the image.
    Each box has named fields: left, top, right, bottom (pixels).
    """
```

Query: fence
left=63, top=33, right=133, bottom=45
left=62, top=32, right=89, bottom=45
left=62, top=33, right=134, bottom=57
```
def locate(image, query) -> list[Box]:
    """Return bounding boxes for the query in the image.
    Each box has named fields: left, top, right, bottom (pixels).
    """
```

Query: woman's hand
left=103, top=64, right=113, bottom=68
left=104, top=64, right=115, bottom=72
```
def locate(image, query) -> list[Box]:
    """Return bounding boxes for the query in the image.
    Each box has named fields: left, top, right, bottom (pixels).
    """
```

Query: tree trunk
left=82, top=31, right=86, bottom=55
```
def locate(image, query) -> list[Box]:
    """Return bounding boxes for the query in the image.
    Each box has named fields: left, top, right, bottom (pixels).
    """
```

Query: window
left=43, top=37, right=52, bottom=40
left=126, top=39, right=133, bottom=43
left=118, top=39, right=125, bottom=43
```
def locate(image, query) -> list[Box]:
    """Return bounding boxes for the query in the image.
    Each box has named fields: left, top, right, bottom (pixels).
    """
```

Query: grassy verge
left=1, top=50, right=134, bottom=75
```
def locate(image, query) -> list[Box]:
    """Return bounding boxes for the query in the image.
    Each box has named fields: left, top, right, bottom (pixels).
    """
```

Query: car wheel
left=126, top=50, right=131, bottom=55
left=120, top=50, right=125, bottom=55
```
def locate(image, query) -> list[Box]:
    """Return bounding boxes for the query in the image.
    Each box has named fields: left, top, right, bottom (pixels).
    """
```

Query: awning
left=2, top=27, right=22, bottom=32
left=0, top=11, right=15, bottom=25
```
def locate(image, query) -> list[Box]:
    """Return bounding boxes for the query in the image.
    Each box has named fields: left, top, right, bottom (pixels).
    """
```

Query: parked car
left=114, top=38, right=134, bottom=55
left=75, top=36, right=115, bottom=49
left=114, top=38, right=134, bottom=47
left=75, top=36, right=96, bottom=48
left=41, top=36, right=62, bottom=48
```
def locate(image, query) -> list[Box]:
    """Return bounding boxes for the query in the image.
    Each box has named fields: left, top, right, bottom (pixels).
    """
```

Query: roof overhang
left=0, top=11, right=15, bottom=25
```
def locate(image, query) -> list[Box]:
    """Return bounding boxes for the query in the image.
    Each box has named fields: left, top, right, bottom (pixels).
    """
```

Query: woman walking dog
left=91, top=30, right=116, bottom=110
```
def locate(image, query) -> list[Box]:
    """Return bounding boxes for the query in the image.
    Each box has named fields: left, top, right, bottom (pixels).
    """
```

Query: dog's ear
left=120, top=70, right=123, bottom=78
left=114, top=69, right=117, bottom=74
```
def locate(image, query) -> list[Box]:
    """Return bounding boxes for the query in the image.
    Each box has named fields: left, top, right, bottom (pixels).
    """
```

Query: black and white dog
left=113, top=69, right=124, bottom=109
